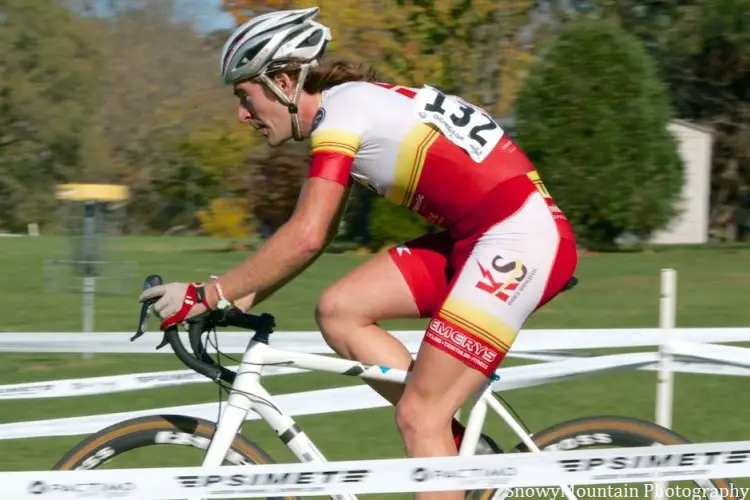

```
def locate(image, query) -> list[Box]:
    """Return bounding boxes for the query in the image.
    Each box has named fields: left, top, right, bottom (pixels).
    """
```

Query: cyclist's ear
left=272, top=71, right=296, bottom=99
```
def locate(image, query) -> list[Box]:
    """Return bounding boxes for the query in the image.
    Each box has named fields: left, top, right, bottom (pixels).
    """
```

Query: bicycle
left=52, top=274, right=738, bottom=499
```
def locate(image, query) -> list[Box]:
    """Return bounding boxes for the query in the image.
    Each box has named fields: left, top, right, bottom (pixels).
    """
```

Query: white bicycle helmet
left=220, top=7, right=332, bottom=141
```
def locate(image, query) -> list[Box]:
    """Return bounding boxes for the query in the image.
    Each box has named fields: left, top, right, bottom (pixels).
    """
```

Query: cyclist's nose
left=238, top=104, right=254, bottom=122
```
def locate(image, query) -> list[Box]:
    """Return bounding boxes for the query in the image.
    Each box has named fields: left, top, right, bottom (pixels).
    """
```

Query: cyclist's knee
left=316, top=279, right=379, bottom=327
left=315, top=284, right=359, bottom=354
left=395, top=392, right=451, bottom=441
left=315, top=284, right=346, bottom=326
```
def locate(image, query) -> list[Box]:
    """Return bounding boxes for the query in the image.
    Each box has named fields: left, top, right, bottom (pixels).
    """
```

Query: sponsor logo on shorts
left=475, top=255, right=536, bottom=305
left=426, top=318, right=497, bottom=372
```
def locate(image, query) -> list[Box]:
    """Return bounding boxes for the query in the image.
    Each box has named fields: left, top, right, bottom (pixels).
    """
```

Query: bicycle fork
left=201, top=341, right=358, bottom=500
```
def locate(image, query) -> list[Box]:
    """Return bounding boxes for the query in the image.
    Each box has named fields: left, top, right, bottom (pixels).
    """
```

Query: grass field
left=1, top=236, right=749, bottom=498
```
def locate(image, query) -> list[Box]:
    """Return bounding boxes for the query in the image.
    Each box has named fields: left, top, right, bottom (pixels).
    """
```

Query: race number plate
left=413, top=85, right=504, bottom=163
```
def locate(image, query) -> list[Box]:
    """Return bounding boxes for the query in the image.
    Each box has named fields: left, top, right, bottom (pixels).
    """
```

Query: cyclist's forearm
left=207, top=186, right=348, bottom=310
left=208, top=219, right=323, bottom=307
left=248, top=203, right=342, bottom=308
left=251, top=243, right=328, bottom=306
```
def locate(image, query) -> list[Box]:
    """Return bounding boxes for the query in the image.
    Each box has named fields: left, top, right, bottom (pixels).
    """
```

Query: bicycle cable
left=199, top=326, right=224, bottom=437
left=495, top=392, right=531, bottom=435
left=204, top=330, right=283, bottom=415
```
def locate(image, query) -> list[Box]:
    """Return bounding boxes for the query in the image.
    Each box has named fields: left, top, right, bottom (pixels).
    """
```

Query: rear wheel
left=53, top=414, right=297, bottom=500
left=470, top=415, right=738, bottom=500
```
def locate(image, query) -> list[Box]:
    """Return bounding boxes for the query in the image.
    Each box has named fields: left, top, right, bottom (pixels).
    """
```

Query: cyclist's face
left=234, top=79, right=292, bottom=146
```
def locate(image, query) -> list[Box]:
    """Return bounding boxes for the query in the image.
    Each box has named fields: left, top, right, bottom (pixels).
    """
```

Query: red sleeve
left=308, top=151, right=353, bottom=186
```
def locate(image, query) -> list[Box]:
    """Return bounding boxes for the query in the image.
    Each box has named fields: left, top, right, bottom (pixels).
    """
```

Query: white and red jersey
left=308, top=80, right=578, bottom=377
left=307, top=81, right=574, bottom=242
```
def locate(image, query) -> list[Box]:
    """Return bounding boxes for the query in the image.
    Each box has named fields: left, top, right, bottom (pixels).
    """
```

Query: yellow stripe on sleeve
left=311, top=129, right=362, bottom=158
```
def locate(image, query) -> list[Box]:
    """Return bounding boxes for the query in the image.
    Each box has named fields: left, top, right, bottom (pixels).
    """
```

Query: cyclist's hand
left=138, top=282, right=210, bottom=331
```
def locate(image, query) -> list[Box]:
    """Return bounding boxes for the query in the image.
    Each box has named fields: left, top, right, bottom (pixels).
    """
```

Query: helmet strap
left=258, top=60, right=316, bottom=142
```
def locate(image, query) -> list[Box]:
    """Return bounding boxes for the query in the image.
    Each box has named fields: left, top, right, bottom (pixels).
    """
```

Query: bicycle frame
left=198, top=336, right=576, bottom=500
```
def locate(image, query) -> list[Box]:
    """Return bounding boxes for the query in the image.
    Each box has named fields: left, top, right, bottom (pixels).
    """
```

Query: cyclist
left=140, top=6, right=578, bottom=498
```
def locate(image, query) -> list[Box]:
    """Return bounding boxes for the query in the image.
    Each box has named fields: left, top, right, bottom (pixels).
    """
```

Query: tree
left=0, top=0, right=102, bottom=232
left=160, top=117, right=261, bottom=235
left=86, top=0, right=259, bottom=234
left=661, top=0, right=750, bottom=240
left=0, top=0, right=265, bottom=235
left=514, top=17, right=684, bottom=248
left=593, top=0, right=750, bottom=240
left=222, top=0, right=537, bottom=115
left=250, top=140, right=309, bottom=237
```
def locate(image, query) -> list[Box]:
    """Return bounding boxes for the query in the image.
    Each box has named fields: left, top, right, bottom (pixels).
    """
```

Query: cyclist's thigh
left=386, top=231, right=455, bottom=318
left=319, top=231, right=452, bottom=322
left=424, top=194, right=578, bottom=377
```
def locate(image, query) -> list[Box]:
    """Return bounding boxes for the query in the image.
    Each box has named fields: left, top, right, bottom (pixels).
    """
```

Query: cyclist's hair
left=304, top=57, right=377, bottom=92
left=261, top=57, right=377, bottom=95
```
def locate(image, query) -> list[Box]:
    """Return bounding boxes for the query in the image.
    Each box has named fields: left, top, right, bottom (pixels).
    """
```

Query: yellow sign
left=56, top=184, right=129, bottom=202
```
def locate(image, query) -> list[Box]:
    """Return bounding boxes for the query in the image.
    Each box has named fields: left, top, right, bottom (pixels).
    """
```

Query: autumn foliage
left=4, top=0, right=748, bottom=244
left=221, top=0, right=537, bottom=116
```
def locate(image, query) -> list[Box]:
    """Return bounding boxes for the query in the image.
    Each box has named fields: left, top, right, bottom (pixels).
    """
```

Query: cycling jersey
left=308, top=81, right=574, bottom=242
left=307, top=80, right=578, bottom=376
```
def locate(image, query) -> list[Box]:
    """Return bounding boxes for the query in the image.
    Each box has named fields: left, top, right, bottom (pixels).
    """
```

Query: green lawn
left=0, top=236, right=749, bottom=498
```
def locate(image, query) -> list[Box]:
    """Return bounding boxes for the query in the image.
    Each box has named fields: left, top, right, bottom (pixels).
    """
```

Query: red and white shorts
left=388, top=191, right=578, bottom=377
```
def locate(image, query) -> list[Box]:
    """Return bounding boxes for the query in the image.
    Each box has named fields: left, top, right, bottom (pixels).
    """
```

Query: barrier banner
left=2, top=328, right=750, bottom=354
left=3, top=439, right=750, bottom=499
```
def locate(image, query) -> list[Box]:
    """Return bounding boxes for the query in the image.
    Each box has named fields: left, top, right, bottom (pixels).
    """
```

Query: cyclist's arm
left=206, top=87, right=365, bottom=309
left=237, top=181, right=350, bottom=309
left=205, top=172, right=351, bottom=309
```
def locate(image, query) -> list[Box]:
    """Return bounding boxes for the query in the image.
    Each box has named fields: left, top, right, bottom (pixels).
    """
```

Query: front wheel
left=53, top=414, right=297, bottom=500
left=470, top=415, right=738, bottom=500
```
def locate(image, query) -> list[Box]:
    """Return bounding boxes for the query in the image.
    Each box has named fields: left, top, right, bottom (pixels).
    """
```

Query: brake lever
left=131, top=274, right=170, bottom=351
left=131, top=298, right=154, bottom=342
left=155, top=332, right=170, bottom=350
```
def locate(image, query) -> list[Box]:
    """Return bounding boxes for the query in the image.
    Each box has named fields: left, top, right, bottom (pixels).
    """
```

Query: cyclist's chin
left=265, top=132, right=291, bottom=147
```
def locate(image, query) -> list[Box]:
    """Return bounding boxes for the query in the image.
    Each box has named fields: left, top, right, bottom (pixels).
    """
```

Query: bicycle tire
left=469, top=415, right=738, bottom=500
left=53, top=414, right=298, bottom=500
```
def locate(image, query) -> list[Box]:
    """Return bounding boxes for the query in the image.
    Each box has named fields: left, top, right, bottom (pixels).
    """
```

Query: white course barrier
left=2, top=350, right=750, bottom=402
left=4, top=440, right=750, bottom=499
left=3, top=349, right=749, bottom=440
left=2, top=327, right=750, bottom=354
left=1, top=268, right=750, bottom=498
